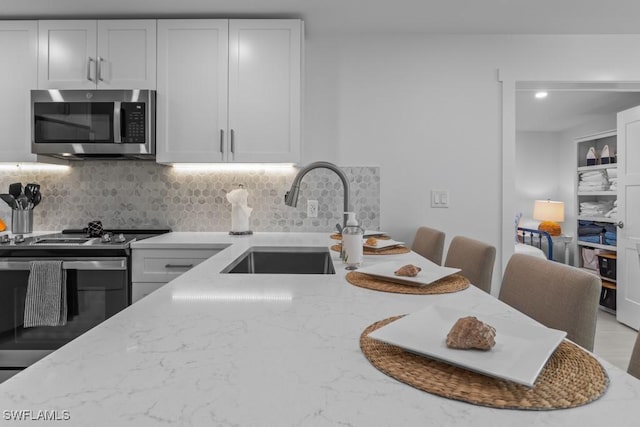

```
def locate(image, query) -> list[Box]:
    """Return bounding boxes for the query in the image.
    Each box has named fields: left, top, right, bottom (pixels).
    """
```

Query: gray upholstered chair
left=499, top=253, right=601, bottom=351
left=411, top=226, right=446, bottom=265
left=443, top=236, right=496, bottom=293
left=629, top=331, right=640, bottom=379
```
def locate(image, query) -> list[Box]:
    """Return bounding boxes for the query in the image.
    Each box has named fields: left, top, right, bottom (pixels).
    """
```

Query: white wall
left=515, top=131, right=565, bottom=221
left=303, top=34, right=640, bottom=294
left=514, top=129, right=586, bottom=265
left=305, top=34, right=504, bottom=243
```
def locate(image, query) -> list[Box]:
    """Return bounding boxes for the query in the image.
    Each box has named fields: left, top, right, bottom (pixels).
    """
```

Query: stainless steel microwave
left=31, top=89, right=155, bottom=160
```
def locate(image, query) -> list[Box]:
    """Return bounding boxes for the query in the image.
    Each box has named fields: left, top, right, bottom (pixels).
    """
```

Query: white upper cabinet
left=96, top=21, right=157, bottom=89
left=156, top=19, right=302, bottom=164
left=38, top=20, right=156, bottom=89
left=0, top=21, right=38, bottom=162
left=156, top=20, right=229, bottom=163
left=227, top=20, right=301, bottom=163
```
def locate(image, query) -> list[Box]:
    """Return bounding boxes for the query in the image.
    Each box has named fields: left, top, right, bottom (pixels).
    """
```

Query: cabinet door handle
left=97, top=57, right=104, bottom=82
left=165, top=264, right=194, bottom=269
left=87, top=57, right=95, bottom=82
left=230, top=129, right=235, bottom=154
left=220, top=129, right=224, bottom=153
left=616, top=221, right=624, bottom=229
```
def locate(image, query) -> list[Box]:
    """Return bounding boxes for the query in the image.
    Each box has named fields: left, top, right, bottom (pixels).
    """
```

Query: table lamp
left=533, top=199, right=565, bottom=236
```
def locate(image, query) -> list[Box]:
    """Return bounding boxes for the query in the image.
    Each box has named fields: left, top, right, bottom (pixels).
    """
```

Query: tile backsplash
left=0, top=162, right=380, bottom=232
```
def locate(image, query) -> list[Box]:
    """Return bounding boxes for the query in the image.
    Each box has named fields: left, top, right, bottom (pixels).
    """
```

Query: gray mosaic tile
left=0, top=162, right=380, bottom=232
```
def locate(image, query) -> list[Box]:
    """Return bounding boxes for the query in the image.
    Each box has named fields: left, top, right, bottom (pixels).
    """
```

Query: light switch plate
left=431, top=190, right=449, bottom=208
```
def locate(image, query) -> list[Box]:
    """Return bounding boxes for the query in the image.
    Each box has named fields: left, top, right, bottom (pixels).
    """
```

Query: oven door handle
left=0, top=259, right=127, bottom=271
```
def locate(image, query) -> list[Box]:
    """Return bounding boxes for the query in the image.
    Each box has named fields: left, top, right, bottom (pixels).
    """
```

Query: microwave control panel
left=121, top=102, right=146, bottom=143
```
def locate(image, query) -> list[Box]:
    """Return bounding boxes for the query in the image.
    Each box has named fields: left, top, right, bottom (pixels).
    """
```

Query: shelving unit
left=575, top=129, right=618, bottom=312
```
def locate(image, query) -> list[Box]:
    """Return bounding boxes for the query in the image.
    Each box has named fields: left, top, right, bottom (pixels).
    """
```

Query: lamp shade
left=533, top=200, right=565, bottom=222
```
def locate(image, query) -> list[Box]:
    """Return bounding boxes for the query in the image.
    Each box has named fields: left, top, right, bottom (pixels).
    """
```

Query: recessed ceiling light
left=535, top=91, right=548, bottom=99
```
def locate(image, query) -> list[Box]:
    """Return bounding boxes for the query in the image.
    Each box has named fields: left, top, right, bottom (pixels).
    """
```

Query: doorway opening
left=502, top=81, right=640, bottom=273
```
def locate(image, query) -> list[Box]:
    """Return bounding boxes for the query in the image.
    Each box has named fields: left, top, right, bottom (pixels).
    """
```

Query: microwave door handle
left=113, top=101, right=122, bottom=143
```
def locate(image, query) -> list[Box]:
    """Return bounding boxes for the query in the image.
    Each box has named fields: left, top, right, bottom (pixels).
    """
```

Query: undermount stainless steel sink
left=221, top=246, right=336, bottom=274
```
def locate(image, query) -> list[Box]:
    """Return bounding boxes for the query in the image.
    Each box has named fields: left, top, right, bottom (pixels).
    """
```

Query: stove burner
left=0, top=228, right=171, bottom=256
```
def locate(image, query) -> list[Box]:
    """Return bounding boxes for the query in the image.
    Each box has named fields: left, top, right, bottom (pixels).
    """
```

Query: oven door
left=0, top=258, right=128, bottom=370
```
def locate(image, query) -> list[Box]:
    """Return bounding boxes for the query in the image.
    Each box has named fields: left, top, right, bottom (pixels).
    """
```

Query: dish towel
left=23, top=261, right=67, bottom=327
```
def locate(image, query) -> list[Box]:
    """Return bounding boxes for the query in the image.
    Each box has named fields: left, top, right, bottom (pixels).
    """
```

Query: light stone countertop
left=1, top=232, right=639, bottom=426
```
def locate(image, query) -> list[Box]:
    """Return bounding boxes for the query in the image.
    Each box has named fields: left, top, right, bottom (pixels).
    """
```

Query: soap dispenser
left=342, top=212, right=363, bottom=270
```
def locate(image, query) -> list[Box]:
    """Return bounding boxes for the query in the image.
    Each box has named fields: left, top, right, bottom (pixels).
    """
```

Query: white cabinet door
left=156, top=20, right=229, bottom=163
left=38, top=20, right=156, bottom=90
left=228, top=20, right=301, bottom=163
left=616, top=105, right=640, bottom=330
left=0, top=21, right=38, bottom=162
left=131, top=247, right=222, bottom=303
left=96, top=20, right=156, bottom=89
left=38, top=20, right=97, bottom=89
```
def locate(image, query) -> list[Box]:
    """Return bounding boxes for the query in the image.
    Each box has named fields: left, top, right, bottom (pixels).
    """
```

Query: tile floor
left=593, top=309, right=638, bottom=371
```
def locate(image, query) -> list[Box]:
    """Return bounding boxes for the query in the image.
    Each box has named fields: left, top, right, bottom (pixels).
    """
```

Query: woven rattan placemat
left=346, top=271, right=470, bottom=295
left=331, top=244, right=410, bottom=255
left=360, top=316, right=609, bottom=410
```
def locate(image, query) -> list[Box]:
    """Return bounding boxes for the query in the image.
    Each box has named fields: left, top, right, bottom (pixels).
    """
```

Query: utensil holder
left=11, top=209, right=33, bottom=234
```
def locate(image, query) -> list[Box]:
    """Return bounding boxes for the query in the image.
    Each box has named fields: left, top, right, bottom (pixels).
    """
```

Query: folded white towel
left=581, top=209, right=608, bottom=216
left=581, top=170, right=603, bottom=177
left=580, top=174, right=608, bottom=183
left=580, top=200, right=613, bottom=216
left=606, top=168, right=618, bottom=178
left=580, top=204, right=608, bottom=209
left=580, top=201, right=613, bottom=207
left=24, top=261, right=67, bottom=327
left=578, top=184, right=608, bottom=191
left=579, top=181, right=608, bottom=186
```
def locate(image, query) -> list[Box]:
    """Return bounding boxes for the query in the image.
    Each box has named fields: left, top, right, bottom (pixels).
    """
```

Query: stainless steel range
left=0, top=228, right=170, bottom=382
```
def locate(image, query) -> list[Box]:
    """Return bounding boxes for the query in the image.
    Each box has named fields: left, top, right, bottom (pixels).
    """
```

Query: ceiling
left=516, top=91, right=640, bottom=132
left=3, top=0, right=640, bottom=35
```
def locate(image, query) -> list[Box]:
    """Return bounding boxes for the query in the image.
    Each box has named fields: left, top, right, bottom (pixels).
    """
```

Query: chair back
left=499, top=253, right=601, bottom=351
left=411, top=226, right=445, bottom=265
left=629, top=331, right=640, bottom=379
left=444, top=236, right=496, bottom=293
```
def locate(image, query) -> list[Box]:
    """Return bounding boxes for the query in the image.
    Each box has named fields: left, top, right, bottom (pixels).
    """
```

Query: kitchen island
left=1, top=232, right=639, bottom=425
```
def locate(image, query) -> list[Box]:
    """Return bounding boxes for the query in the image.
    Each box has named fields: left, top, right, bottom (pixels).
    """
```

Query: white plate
left=357, top=260, right=460, bottom=287
left=337, top=230, right=388, bottom=238
left=367, top=305, right=567, bottom=387
left=363, top=238, right=405, bottom=250
left=363, top=230, right=388, bottom=237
